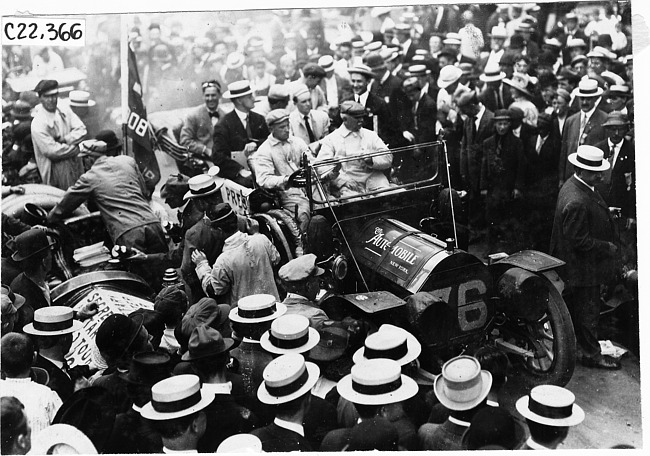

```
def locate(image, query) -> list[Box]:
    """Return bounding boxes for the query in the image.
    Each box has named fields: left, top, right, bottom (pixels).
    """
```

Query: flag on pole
left=127, top=44, right=160, bottom=194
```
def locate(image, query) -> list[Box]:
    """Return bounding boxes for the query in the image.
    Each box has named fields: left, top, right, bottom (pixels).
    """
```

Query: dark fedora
left=120, top=351, right=171, bottom=385
left=94, top=130, right=122, bottom=151
left=181, top=325, right=235, bottom=361
left=207, top=203, right=237, bottom=227
left=95, top=313, right=144, bottom=360
left=461, top=406, right=527, bottom=450
left=11, top=228, right=55, bottom=262
left=10, top=100, right=32, bottom=120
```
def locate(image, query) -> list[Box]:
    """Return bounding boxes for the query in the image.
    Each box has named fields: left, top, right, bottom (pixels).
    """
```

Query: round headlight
left=332, top=255, right=348, bottom=280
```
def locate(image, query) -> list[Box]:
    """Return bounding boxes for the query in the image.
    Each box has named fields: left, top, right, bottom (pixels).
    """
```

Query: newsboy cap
left=34, top=79, right=58, bottom=96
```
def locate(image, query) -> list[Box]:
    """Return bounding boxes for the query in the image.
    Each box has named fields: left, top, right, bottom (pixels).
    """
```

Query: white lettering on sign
left=365, top=227, right=418, bottom=265
left=221, top=179, right=253, bottom=216
left=457, top=279, right=489, bottom=331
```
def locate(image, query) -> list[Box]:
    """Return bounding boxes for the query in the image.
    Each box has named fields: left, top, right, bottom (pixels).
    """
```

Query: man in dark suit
left=558, top=79, right=609, bottom=186
left=252, top=353, right=320, bottom=452
left=212, top=80, right=269, bottom=187
left=317, top=55, right=352, bottom=111
left=179, top=80, right=226, bottom=173
left=9, top=229, right=55, bottom=313
left=395, top=24, right=417, bottom=63
left=478, top=63, right=513, bottom=113
left=550, top=145, right=621, bottom=369
left=365, top=51, right=403, bottom=105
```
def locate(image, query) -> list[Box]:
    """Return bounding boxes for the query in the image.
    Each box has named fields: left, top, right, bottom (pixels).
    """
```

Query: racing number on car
left=457, top=279, right=488, bottom=331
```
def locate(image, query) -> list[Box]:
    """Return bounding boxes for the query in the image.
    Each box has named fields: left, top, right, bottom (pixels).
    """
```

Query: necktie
left=609, top=145, right=616, bottom=165
left=245, top=114, right=252, bottom=140
left=469, top=116, right=477, bottom=144
left=579, top=113, right=587, bottom=144
left=537, top=135, right=545, bottom=154
left=304, top=115, right=316, bottom=143
left=355, top=94, right=360, bottom=103
left=413, top=101, right=419, bottom=130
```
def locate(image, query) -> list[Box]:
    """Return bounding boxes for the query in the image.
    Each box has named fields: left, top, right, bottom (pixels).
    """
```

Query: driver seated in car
left=319, top=101, right=393, bottom=198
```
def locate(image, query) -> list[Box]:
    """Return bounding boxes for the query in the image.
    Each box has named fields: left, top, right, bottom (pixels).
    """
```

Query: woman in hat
left=503, top=71, right=539, bottom=127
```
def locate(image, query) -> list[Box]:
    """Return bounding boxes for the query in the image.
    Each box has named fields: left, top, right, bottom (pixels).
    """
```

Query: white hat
left=223, top=80, right=254, bottom=99
left=23, top=306, right=82, bottom=336
left=568, top=145, right=610, bottom=172
left=30, top=424, right=98, bottom=454
left=363, top=41, right=383, bottom=53
left=229, top=294, right=287, bottom=324
left=226, top=52, right=246, bottom=69
left=516, top=385, right=585, bottom=427
left=183, top=173, right=224, bottom=200
left=292, top=83, right=311, bottom=100
left=575, top=78, right=604, bottom=98
left=140, top=374, right=215, bottom=420
left=479, top=62, right=506, bottom=82
left=337, top=358, right=418, bottom=405
left=68, top=90, right=96, bottom=107
left=434, top=355, right=492, bottom=411
left=318, top=55, right=335, bottom=72
left=260, top=314, right=320, bottom=355
left=257, top=353, right=320, bottom=404
left=216, top=434, right=263, bottom=453
left=353, top=324, right=421, bottom=366
left=566, top=37, right=587, bottom=48
left=587, top=46, right=614, bottom=60
left=489, top=25, right=508, bottom=39
left=437, top=65, right=463, bottom=89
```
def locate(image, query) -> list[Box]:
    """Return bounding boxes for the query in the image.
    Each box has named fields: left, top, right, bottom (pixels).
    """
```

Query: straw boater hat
left=434, top=355, right=493, bottom=411
left=337, top=358, right=418, bottom=405
left=568, top=145, right=610, bottom=172
left=260, top=314, right=320, bottom=355
left=437, top=65, right=463, bottom=89
left=515, top=384, right=585, bottom=427
left=566, top=37, right=587, bottom=49
left=183, top=173, right=224, bottom=200
left=140, top=374, right=215, bottom=420
left=30, top=424, right=98, bottom=455
left=257, top=353, right=320, bottom=405
left=363, top=41, right=382, bottom=53
left=503, top=72, right=533, bottom=98
left=348, top=64, right=374, bottom=79
left=225, top=52, right=246, bottom=70
left=317, top=55, right=335, bottom=72
left=575, top=78, right=604, bottom=98
left=23, top=306, right=82, bottom=336
left=607, top=84, right=631, bottom=98
left=216, top=434, right=263, bottom=453
left=222, top=80, right=254, bottom=99
left=480, top=62, right=506, bottom=82
left=488, top=25, right=508, bottom=39
left=407, top=64, right=431, bottom=77
left=229, top=294, right=287, bottom=324
left=353, top=324, right=421, bottom=366
left=363, top=52, right=385, bottom=71
left=68, top=90, right=96, bottom=107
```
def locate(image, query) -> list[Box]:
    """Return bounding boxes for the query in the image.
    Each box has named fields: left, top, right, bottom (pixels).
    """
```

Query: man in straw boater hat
left=550, top=145, right=622, bottom=370
left=478, top=61, right=513, bottom=112
left=213, top=80, right=269, bottom=187
left=140, top=374, right=215, bottom=453
left=180, top=325, right=257, bottom=452
left=30, top=79, right=87, bottom=190
left=419, top=355, right=493, bottom=451
left=515, top=384, right=585, bottom=449
left=321, top=358, right=418, bottom=451
left=558, top=78, right=608, bottom=185
left=251, top=353, right=320, bottom=451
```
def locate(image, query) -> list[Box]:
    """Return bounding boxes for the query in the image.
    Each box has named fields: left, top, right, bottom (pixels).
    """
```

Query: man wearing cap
left=365, top=51, right=403, bottom=104
left=516, top=384, right=584, bottom=449
left=47, top=129, right=167, bottom=257
left=289, top=85, right=330, bottom=150
left=155, top=285, right=187, bottom=356
left=182, top=325, right=257, bottom=452
left=252, top=353, right=320, bottom=451
left=30, top=79, right=87, bottom=190
left=419, top=355, right=492, bottom=450
left=180, top=79, right=225, bottom=163
left=213, top=80, right=270, bottom=187
left=558, top=79, right=608, bottom=186
left=604, top=84, right=631, bottom=114
left=277, top=254, right=329, bottom=329
left=252, top=84, right=290, bottom=118
left=140, top=374, right=214, bottom=453
left=550, top=145, right=621, bottom=369
left=254, top=108, right=313, bottom=231
left=1, top=286, right=25, bottom=336
left=292, top=63, right=328, bottom=113
left=0, top=333, right=62, bottom=433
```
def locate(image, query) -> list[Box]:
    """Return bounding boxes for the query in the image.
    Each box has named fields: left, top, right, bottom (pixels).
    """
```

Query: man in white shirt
left=289, top=86, right=330, bottom=150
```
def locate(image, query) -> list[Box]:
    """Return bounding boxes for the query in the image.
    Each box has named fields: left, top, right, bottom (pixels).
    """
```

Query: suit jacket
left=318, top=74, right=353, bottom=105
left=550, top=175, right=620, bottom=287
left=251, top=422, right=313, bottom=452
left=34, top=354, right=73, bottom=402
left=180, top=104, right=225, bottom=157
left=230, top=340, right=274, bottom=423
left=595, top=138, right=636, bottom=218
left=320, top=417, right=399, bottom=451
left=212, top=110, right=270, bottom=180
left=480, top=132, right=526, bottom=193
left=523, top=128, right=562, bottom=196
left=370, top=70, right=404, bottom=105
left=289, top=108, right=330, bottom=145
left=479, top=83, right=514, bottom=113
left=10, top=273, right=48, bottom=311
left=419, top=418, right=469, bottom=451
left=558, top=109, right=608, bottom=183
left=460, top=108, right=495, bottom=192
left=199, top=392, right=258, bottom=452
left=106, top=408, right=162, bottom=454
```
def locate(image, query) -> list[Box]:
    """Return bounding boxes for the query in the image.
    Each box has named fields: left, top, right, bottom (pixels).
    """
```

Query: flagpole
left=120, top=14, right=129, bottom=156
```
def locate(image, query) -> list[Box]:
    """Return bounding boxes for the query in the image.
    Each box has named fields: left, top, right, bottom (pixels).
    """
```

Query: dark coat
left=212, top=110, right=269, bottom=180
left=251, top=422, right=313, bottom=452
left=318, top=74, right=353, bottom=105
left=460, top=108, right=495, bottom=193
left=320, top=417, right=399, bottom=451
left=10, top=273, right=48, bottom=311
left=480, top=133, right=526, bottom=193
left=397, top=93, right=438, bottom=180
left=419, top=418, right=469, bottom=451
left=370, top=70, right=404, bottom=105
left=550, top=175, right=620, bottom=287
left=479, top=83, right=514, bottom=113
left=199, top=392, right=258, bottom=452
left=91, top=370, right=132, bottom=414
left=106, top=408, right=163, bottom=454
left=523, top=128, right=562, bottom=199
left=558, top=109, right=608, bottom=183
left=304, top=395, right=338, bottom=449
left=595, top=138, right=636, bottom=218
left=230, top=340, right=274, bottom=422
left=34, top=354, right=74, bottom=402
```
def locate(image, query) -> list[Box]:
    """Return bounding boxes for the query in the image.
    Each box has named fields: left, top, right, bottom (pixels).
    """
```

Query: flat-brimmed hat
left=183, top=173, right=224, bottom=200
left=278, top=253, right=324, bottom=283
left=363, top=52, right=385, bottom=71
left=31, top=424, right=98, bottom=455
left=462, top=407, right=527, bottom=450
left=94, top=313, right=144, bottom=361
left=206, top=202, right=237, bottom=228
left=34, top=79, right=59, bottom=96
left=141, top=374, right=215, bottom=420
left=339, top=100, right=366, bottom=117
left=575, top=78, right=604, bottom=98
left=515, top=384, right=585, bottom=427
left=257, top=353, right=320, bottom=404
left=120, top=351, right=171, bottom=385
left=571, top=54, right=588, bottom=66
left=608, top=84, right=631, bottom=98
left=302, top=63, right=326, bottom=78
left=568, top=144, right=610, bottom=172
left=260, top=314, right=320, bottom=355
left=11, top=228, right=55, bottom=262
left=394, top=23, right=411, bottom=33
left=479, top=62, right=506, bottom=82
left=216, top=434, right=263, bottom=453
left=68, top=90, right=96, bottom=108
left=503, top=73, right=533, bottom=98
left=337, top=358, right=418, bottom=405
left=223, top=80, right=253, bottom=99
left=493, top=109, right=511, bottom=121
left=308, top=324, right=349, bottom=362
left=182, top=325, right=235, bottom=361
left=488, top=25, right=508, bottom=39
left=380, top=48, right=399, bottom=63
left=434, top=355, right=492, bottom=411
left=602, top=111, right=630, bottom=127
left=230, top=294, right=287, bottom=324
left=23, top=306, right=82, bottom=336
left=225, top=52, right=246, bottom=70
left=587, top=46, right=613, bottom=60
left=543, top=38, right=562, bottom=50
left=353, top=324, right=421, bottom=366
left=265, top=109, right=290, bottom=128
left=438, top=47, right=458, bottom=60
left=566, top=37, right=587, bottom=49
left=317, top=55, right=335, bottom=72
left=9, top=100, right=32, bottom=119
left=407, top=64, right=430, bottom=77
left=363, top=41, right=382, bottom=53
left=437, top=65, right=463, bottom=89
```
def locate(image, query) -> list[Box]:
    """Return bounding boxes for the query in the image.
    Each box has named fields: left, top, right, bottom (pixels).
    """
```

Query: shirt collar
left=203, top=382, right=233, bottom=395
left=525, top=437, right=551, bottom=450
left=574, top=173, right=595, bottom=192
left=475, top=104, right=486, bottom=124
left=163, top=447, right=198, bottom=453
left=41, top=354, right=64, bottom=370
left=340, top=125, right=360, bottom=138
left=234, top=107, right=248, bottom=122
left=274, top=417, right=305, bottom=436
left=581, top=104, right=597, bottom=120
left=3, top=377, right=32, bottom=383
left=608, top=138, right=622, bottom=150
left=448, top=416, right=471, bottom=427
left=285, top=293, right=309, bottom=301
left=242, top=337, right=260, bottom=344
left=269, top=135, right=289, bottom=146
left=223, top=231, right=247, bottom=250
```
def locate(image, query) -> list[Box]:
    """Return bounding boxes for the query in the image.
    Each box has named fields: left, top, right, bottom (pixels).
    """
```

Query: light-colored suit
left=289, top=108, right=330, bottom=146
left=179, top=104, right=225, bottom=157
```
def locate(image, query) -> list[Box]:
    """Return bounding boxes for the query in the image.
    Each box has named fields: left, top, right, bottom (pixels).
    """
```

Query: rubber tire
left=2, top=183, right=88, bottom=219
left=506, top=274, right=576, bottom=387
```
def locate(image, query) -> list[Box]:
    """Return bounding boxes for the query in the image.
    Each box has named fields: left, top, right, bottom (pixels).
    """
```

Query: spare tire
left=2, top=184, right=88, bottom=221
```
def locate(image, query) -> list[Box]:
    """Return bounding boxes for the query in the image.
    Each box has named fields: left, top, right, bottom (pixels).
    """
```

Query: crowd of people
left=1, top=1, right=638, bottom=452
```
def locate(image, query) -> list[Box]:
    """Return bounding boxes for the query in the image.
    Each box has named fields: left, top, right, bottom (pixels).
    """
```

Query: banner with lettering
left=221, top=178, right=253, bottom=216
left=66, top=289, right=153, bottom=368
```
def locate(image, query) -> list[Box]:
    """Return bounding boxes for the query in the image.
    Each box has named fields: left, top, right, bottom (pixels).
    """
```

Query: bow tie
left=208, top=111, right=219, bottom=119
